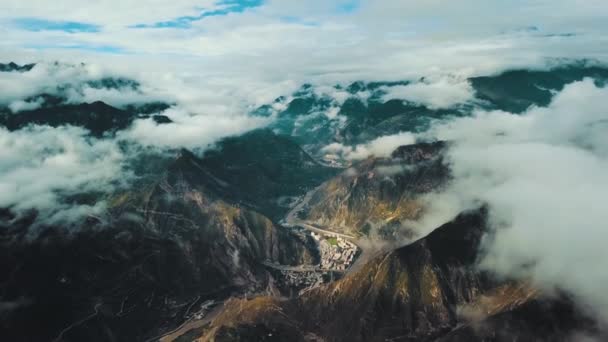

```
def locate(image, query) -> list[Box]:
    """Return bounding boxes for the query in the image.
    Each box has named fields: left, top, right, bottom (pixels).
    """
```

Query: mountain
left=264, top=83, right=462, bottom=154
left=0, top=147, right=321, bottom=342
left=470, top=64, right=608, bottom=113
left=300, top=141, right=448, bottom=239
left=196, top=129, right=340, bottom=220
left=1, top=101, right=132, bottom=136
left=262, top=64, right=608, bottom=160
left=0, top=64, right=172, bottom=137
left=0, top=100, right=173, bottom=137
left=185, top=208, right=600, bottom=342
left=0, top=62, right=35, bottom=72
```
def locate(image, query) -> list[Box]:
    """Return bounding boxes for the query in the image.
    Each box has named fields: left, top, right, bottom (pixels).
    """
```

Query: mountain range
left=1, top=61, right=607, bottom=341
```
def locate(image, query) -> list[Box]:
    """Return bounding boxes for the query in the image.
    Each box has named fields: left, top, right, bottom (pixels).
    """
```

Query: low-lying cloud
left=0, top=125, right=127, bottom=226
left=4, top=62, right=177, bottom=111
left=322, top=131, right=416, bottom=160
left=382, top=77, right=475, bottom=109
left=120, top=107, right=272, bottom=149
left=422, top=78, right=608, bottom=321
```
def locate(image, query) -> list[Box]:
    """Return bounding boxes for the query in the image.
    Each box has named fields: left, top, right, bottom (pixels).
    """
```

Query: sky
left=2, top=0, right=608, bottom=85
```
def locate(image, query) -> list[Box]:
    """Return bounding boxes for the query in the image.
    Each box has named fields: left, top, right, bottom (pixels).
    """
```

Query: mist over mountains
left=3, top=1, right=608, bottom=340
left=1, top=58, right=608, bottom=341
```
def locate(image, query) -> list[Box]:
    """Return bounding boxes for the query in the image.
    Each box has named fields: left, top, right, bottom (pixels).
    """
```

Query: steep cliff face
left=0, top=149, right=319, bottom=342
left=302, top=141, right=448, bottom=238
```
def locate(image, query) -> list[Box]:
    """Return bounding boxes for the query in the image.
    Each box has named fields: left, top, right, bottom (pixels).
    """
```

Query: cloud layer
left=423, top=79, right=608, bottom=320
left=322, top=132, right=416, bottom=160
left=0, top=125, right=127, bottom=225
left=381, top=77, right=475, bottom=109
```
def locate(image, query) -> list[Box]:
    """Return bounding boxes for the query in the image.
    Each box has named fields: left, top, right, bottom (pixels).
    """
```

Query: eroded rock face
left=303, top=141, right=449, bottom=239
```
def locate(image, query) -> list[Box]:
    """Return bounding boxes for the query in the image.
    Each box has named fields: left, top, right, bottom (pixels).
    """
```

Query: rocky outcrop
left=302, top=141, right=448, bottom=238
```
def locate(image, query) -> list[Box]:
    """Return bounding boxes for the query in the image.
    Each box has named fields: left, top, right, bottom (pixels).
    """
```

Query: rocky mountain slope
left=0, top=144, right=323, bottom=342
left=186, top=208, right=601, bottom=342
left=300, top=141, right=448, bottom=239
left=194, top=129, right=339, bottom=221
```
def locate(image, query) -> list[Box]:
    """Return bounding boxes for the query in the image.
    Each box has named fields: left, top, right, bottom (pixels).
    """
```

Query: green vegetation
left=327, top=237, right=339, bottom=246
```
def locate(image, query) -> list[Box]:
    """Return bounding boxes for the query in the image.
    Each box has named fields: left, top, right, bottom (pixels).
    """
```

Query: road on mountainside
left=147, top=300, right=224, bottom=342
left=262, top=261, right=344, bottom=273
left=284, top=186, right=356, bottom=240
left=294, top=221, right=357, bottom=240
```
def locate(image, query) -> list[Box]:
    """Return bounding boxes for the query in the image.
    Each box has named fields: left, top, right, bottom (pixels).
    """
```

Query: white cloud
left=382, top=77, right=475, bottom=109
left=421, top=79, right=608, bottom=320
left=322, top=131, right=416, bottom=160
left=0, top=125, right=128, bottom=225
left=2, top=0, right=608, bottom=94
left=119, top=107, right=272, bottom=149
left=0, top=61, right=178, bottom=118
left=8, top=97, right=44, bottom=113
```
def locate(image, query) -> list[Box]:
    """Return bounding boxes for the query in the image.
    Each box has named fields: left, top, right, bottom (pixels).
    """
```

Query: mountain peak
left=0, top=62, right=35, bottom=72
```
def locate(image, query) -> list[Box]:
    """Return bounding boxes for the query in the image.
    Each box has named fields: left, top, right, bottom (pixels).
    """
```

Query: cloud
left=381, top=77, right=475, bottom=109
left=120, top=107, right=272, bottom=149
left=0, top=62, right=136, bottom=106
left=421, top=78, right=608, bottom=321
left=8, top=98, right=44, bottom=113
left=322, top=131, right=416, bottom=160
left=0, top=125, right=128, bottom=225
left=2, top=0, right=608, bottom=90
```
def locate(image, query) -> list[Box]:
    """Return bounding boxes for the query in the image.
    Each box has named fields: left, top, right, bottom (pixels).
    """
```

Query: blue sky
left=10, top=0, right=362, bottom=33
left=14, top=18, right=100, bottom=33
left=10, top=0, right=269, bottom=33
left=133, top=0, right=265, bottom=29
left=1, top=0, right=606, bottom=61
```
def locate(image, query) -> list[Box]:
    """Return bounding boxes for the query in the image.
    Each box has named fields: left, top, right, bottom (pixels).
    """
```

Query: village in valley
left=312, top=232, right=358, bottom=271
left=263, top=224, right=360, bottom=295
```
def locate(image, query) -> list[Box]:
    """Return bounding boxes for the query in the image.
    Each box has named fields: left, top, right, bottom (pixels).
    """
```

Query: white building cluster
left=312, top=232, right=358, bottom=271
